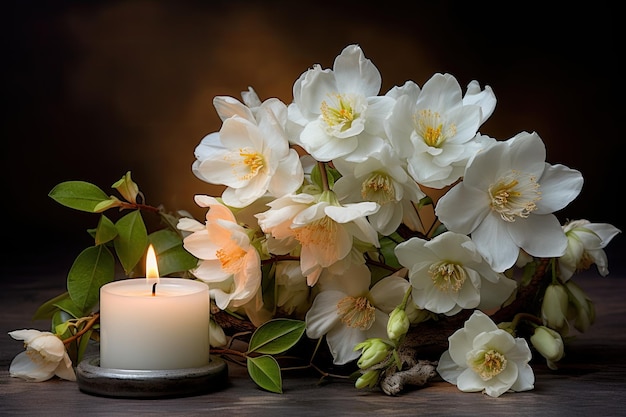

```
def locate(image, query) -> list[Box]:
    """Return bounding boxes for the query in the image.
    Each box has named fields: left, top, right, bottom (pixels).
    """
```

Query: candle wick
left=152, top=282, right=157, bottom=296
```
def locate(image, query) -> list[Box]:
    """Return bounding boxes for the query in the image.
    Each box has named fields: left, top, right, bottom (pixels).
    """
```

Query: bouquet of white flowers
left=11, top=44, right=620, bottom=398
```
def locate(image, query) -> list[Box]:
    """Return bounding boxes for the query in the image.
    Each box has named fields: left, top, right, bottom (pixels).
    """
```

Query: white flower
left=435, top=131, right=584, bottom=272
left=256, top=191, right=379, bottom=286
left=305, top=263, right=407, bottom=365
left=559, top=219, right=621, bottom=281
left=287, top=44, right=394, bottom=162
left=333, top=143, right=426, bottom=236
left=9, top=329, right=76, bottom=382
left=179, top=195, right=262, bottom=310
left=274, top=260, right=313, bottom=319
left=437, top=310, right=534, bottom=397
left=193, top=97, right=303, bottom=208
left=395, top=231, right=517, bottom=316
left=386, top=73, right=496, bottom=189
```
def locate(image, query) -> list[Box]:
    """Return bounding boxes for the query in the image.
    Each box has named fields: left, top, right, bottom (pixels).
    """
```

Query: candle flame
left=146, top=244, right=160, bottom=289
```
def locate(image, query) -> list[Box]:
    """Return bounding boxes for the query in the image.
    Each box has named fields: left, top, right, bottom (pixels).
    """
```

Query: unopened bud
left=530, top=326, right=564, bottom=370
left=355, top=369, right=380, bottom=389
left=354, top=338, right=390, bottom=369
left=387, top=307, right=410, bottom=343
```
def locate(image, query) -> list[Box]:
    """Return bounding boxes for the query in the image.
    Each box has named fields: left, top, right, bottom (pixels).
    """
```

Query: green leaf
left=95, top=215, right=118, bottom=245
left=247, top=355, right=283, bottom=393
left=54, top=296, right=86, bottom=319
left=147, top=229, right=198, bottom=276
left=247, top=318, right=306, bottom=355
left=67, top=245, right=116, bottom=312
left=114, top=210, right=148, bottom=274
left=76, top=328, right=94, bottom=364
left=49, top=181, right=111, bottom=212
left=33, top=292, right=71, bottom=320
left=379, top=235, right=402, bottom=269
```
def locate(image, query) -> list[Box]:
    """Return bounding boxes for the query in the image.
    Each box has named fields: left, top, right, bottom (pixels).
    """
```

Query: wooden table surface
left=2, top=261, right=626, bottom=416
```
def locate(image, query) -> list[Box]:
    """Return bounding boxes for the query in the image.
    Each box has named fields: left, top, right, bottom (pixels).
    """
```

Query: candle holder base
left=76, top=355, right=228, bottom=398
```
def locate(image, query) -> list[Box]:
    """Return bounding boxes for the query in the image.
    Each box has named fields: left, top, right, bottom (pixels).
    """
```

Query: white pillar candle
left=100, top=278, right=210, bottom=370
left=99, top=246, right=210, bottom=370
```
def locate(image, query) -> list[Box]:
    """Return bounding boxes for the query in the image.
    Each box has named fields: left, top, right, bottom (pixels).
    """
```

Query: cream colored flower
left=395, top=231, right=517, bottom=316
left=559, top=219, right=621, bottom=281
left=179, top=195, right=262, bottom=310
left=437, top=310, right=534, bottom=397
left=436, top=132, right=583, bottom=273
left=9, top=329, right=75, bottom=382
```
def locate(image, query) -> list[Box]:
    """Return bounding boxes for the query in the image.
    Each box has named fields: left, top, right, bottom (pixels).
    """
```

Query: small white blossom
left=193, top=97, right=303, bottom=208
left=305, top=263, right=407, bottom=365
left=395, top=231, right=517, bottom=316
left=559, top=219, right=621, bottom=281
left=436, top=131, right=584, bottom=272
left=9, top=329, right=76, bottom=382
left=287, top=44, right=394, bottom=162
left=333, top=143, right=426, bottom=236
left=437, top=310, right=534, bottom=397
left=386, top=74, right=496, bottom=189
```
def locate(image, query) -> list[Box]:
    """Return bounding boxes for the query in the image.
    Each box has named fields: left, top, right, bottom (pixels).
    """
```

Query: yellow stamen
left=489, top=170, right=541, bottom=222
left=361, top=172, right=395, bottom=205
left=429, top=261, right=466, bottom=292
left=414, top=109, right=457, bottom=147
left=336, top=295, right=376, bottom=330
left=321, top=93, right=357, bottom=132
left=216, top=244, right=247, bottom=273
left=294, top=216, right=337, bottom=246
left=469, top=349, right=507, bottom=380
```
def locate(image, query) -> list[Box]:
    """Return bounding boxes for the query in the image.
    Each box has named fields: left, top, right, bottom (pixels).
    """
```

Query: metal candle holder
left=76, top=355, right=228, bottom=399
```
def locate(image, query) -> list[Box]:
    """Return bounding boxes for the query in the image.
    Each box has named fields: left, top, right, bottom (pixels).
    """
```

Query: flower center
left=215, top=244, right=247, bottom=273
left=488, top=169, right=541, bottom=222
left=361, top=172, right=395, bottom=205
left=468, top=348, right=507, bottom=380
left=238, top=148, right=264, bottom=179
left=321, top=93, right=359, bottom=133
left=414, top=109, right=457, bottom=147
left=336, top=295, right=376, bottom=330
left=224, top=147, right=265, bottom=181
left=429, top=261, right=466, bottom=292
left=294, top=216, right=337, bottom=246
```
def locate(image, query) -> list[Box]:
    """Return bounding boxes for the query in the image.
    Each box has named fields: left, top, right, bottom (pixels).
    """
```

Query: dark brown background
left=5, top=0, right=623, bottom=276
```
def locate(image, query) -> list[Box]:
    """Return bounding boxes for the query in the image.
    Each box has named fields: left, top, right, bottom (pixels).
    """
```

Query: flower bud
left=541, top=284, right=569, bottom=335
left=565, top=280, right=595, bottom=333
left=387, top=307, right=410, bottom=343
left=355, top=369, right=380, bottom=389
left=354, top=338, right=390, bottom=369
left=112, top=171, right=139, bottom=204
left=530, top=326, right=564, bottom=370
left=209, top=319, right=227, bottom=348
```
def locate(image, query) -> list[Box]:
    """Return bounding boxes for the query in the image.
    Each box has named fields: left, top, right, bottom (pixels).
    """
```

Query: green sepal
left=114, top=210, right=148, bottom=275
left=247, top=318, right=306, bottom=355
left=310, top=162, right=341, bottom=189
left=67, top=245, right=116, bottom=313
left=95, top=215, right=118, bottom=245
left=148, top=229, right=198, bottom=276
left=247, top=355, right=283, bottom=394
left=49, top=181, right=111, bottom=213
left=93, top=197, right=122, bottom=213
